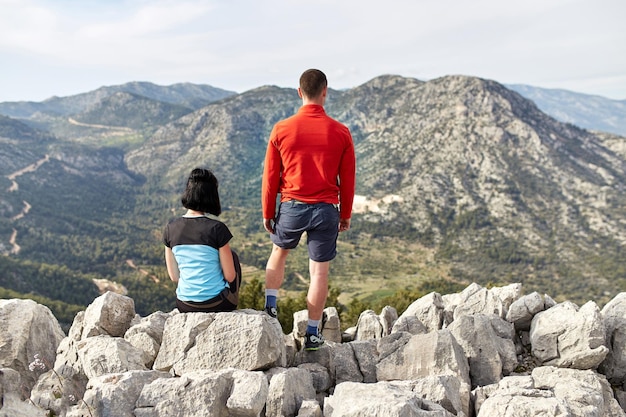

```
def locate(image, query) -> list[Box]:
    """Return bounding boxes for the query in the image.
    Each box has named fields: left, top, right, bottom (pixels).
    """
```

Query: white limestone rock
left=530, top=301, right=608, bottom=369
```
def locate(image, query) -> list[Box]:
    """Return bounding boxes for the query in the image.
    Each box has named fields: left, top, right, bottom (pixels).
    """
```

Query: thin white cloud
left=0, top=0, right=59, bottom=50
left=0, top=0, right=624, bottom=101
left=0, top=0, right=218, bottom=63
left=79, top=6, right=202, bottom=38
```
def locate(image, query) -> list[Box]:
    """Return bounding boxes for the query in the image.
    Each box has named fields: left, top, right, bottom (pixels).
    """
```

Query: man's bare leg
left=307, top=259, right=330, bottom=322
left=265, top=244, right=290, bottom=290
left=264, top=245, right=290, bottom=317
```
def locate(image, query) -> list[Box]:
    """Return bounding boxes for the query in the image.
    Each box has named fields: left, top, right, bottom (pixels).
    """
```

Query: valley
left=0, top=76, right=625, bottom=325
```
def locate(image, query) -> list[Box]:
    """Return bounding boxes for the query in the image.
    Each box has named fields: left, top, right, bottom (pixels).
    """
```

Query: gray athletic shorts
left=271, top=200, right=340, bottom=262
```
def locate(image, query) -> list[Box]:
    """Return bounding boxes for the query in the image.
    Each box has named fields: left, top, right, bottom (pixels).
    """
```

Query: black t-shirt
left=163, top=215, right=233, bottom=301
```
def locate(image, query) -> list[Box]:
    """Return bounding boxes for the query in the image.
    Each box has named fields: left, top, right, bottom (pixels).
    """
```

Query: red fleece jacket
left=262, top=104, right=356, bottom=220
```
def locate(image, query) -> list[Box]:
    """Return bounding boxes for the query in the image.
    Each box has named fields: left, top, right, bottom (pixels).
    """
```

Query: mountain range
left=506, top=84, right=626, bottom=137
left=0, top=76, right=625, bottom=321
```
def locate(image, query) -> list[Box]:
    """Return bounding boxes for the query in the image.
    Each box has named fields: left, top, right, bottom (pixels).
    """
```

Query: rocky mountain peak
left=121, top=74, right=626, bottom=301
left=1, top=74, right=625, bottom=315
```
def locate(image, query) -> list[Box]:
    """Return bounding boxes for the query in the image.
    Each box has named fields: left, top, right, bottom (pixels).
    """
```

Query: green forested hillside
left=1, top=76, right=626, bottom=333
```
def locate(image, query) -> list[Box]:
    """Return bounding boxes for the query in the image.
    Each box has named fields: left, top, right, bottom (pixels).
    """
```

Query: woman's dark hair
left=299, top=69, right=327, bottom=99
left=181, top=168, right=221, bottom=215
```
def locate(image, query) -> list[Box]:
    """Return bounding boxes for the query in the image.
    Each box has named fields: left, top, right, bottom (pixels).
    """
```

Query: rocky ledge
left=2, top=282, right=626, bottom=416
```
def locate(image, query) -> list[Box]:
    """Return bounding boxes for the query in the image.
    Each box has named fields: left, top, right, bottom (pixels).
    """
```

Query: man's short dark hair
left=181, top=168, right=221, bottom=216
left=299, top=69, right=327, bottom=99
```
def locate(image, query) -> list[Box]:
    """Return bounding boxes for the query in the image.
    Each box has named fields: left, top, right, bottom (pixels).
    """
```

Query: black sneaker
left=264, top=306, right=278, bottom=319
left=304, top=332, right=325, bottom=351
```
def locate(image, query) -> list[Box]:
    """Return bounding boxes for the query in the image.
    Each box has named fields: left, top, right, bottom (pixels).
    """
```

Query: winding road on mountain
left=68, top=117, right=133, bottom=132
left=4, top=155, right=50, bottom=255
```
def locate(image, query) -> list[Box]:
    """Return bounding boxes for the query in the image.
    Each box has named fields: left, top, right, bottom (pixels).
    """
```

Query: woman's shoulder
left=202, top=214, right=228, bottom=225
left=167, top=215, right=230, bottom=231
left=165, top=215, right=188, bottom=225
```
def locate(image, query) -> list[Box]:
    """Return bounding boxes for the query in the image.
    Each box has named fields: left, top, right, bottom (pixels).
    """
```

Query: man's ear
left=319, top=86, right=328, bottom=104
left=297, top=87, right=304, bottom=99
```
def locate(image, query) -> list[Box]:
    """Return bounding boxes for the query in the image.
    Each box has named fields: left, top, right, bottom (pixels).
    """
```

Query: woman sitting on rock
left=163, top=168, right=241, bottom=312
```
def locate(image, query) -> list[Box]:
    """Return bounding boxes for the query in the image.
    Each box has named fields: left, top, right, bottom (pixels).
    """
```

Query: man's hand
left=263, top=218, right=275, bottom=234
left=339, top=218, right=351, bottom=232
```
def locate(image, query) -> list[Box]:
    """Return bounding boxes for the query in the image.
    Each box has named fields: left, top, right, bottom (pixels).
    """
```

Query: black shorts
left=271, top=201, right=340, bottom=262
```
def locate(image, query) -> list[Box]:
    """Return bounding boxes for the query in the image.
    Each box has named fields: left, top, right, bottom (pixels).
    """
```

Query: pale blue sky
left=1, top=0, right=625, bottom=102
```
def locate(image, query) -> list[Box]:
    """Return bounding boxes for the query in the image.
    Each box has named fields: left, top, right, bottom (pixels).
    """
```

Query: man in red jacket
left=262, top=69, right=356, bottom=350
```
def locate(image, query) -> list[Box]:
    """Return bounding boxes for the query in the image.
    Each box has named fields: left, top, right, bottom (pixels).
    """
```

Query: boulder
left=505, top=291, right=546, bottom=330
left=379, top=305, right=398, bottom=336
left=532, top=366, right=624, bottom=416
left=350, top=340, right=379, bottom=383
left=488, top=283, right=522, bottom=314
left=324, top=381, right=457, bottom=416
left=266, top=367, right=316, bottom=417
left=328, top=343, right=363, bottom=385
left=228, top=369, right=270, bottom=417
left=377, top=331, right=413, bottom=363
left=297, top=362, right=332, bottom=394
left=448, top=313, right=518, bottom=387
left=390, top=314, right=428, bottom=335
left=0, top=299, right=65, bottom=393
left=79, top=370, right=170, bottom=417
left=81, top=292, right=136, bottom=339
left=406, top=375, right=469, bottom=417
left=77, top=335, right=146, bottom=379
left=0, top=368, right=47, bottom=417
left=152, top=311, right=214, bottom=372
left=294, top=338, right=379, bottom=388
left=398, top=292, right=444, bottom=332
left=530, top=301, right=608, bottom=369
left=293, top=343, right=334, bottom=376
left=475, top=366, right=625, bottom=417
left=124, top=311, right=170, bottom=368
left=135, top=368, right=267, bottom=417
left=441, top=292, right=463, bottom=327
left=321, top=307, right=342, bottom=343
left=153, top=309, right=286, bottom=375
left=599, top=292, right=626, bottom=384
left=52, top=311, right=89, bottom=396
left=376, top=329, right=470, bottom=386
left=30, top=366, right=85, bottom=416
left=453, top=283, right=506, bottom=321
left=31, top=311, right=89, bottom=415
left=297, top=399, right=322, bottom=417
left=355, top=309, right=383, bottom=340
left=330, top=340, right=378, bottom=385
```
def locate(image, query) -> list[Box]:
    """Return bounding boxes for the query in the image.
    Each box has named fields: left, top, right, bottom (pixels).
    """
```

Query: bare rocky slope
left=1, top=75, right=625, bottom=315
left=126, top=74, right=626, bottom=302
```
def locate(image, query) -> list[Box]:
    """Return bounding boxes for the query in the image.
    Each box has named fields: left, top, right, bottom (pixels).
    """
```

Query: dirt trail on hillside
left=6, top=154, right=50, bottom=192
left=8, top=229, right=20, bottom=255
left=126, top=259, right=160, bottom=283
left=68, top=117, right=134, bottom=132
left=11, top=201, right=31, bottom=221
left=3, top=155, right=50, bottom=255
